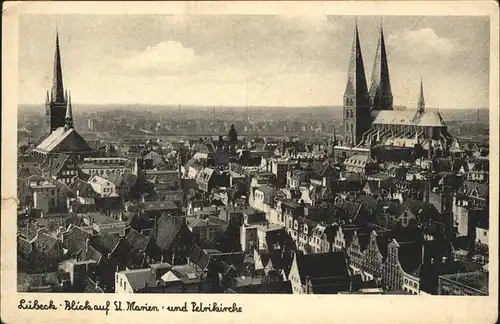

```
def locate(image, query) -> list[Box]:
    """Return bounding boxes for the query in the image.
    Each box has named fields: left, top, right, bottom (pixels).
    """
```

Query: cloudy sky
left=18, top=14, right=489, bottom=109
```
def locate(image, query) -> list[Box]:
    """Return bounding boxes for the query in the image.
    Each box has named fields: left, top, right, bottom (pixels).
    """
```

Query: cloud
left=120, top=40, right=195, bottom=74
left=388, top=28, right=458, bottom=61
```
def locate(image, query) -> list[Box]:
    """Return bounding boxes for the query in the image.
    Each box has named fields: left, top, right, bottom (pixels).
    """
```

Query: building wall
left=288, top=256, right=304, bottom=294
left=94, top=222, right=126, bottom=237
left=438, top=276, right=487, bottom=296
left=190, top=225, right=219, bottom=245
left=396, top=208, right=417, bottom=227
left=89, top=178, right=116, bottom=196
left=403, top=273, right=420, bottom=295
left=476, top=227, right=488, bottom=245
left=82, top=165, right=130, bottom=178
left=452, top=196, right=469, bottom=237
left=381, top=241, right=404, bottom=291
left=360, top=232, right=384, bottom=281
left=240, top=226, right=258, bottom=252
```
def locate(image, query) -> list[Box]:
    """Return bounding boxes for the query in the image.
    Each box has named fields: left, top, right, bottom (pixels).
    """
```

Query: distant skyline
left=18, top=15, right=489, bottom=109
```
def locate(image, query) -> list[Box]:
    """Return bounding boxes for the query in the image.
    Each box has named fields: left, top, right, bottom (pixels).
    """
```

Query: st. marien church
left=334, top=21, right=455, bottom=161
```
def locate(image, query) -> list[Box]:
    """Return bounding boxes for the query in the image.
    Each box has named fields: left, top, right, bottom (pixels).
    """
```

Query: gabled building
left=196, top=167, right=219, bottom=193
left=88, top=175, right=117, bottom=197
left=42, top=153, right=80, bottom=185
left=288, top=252, right=353, bottom=294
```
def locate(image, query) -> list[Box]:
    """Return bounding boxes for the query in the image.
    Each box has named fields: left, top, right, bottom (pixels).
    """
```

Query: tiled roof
left=155, top=214, right=195, bottom=251
left=401, top=198, right=441, bottom=222
left=103, top=170, right=138, bottom=187
left=188, top=243, right=210, bottom=270
left=90, top=233, right=123, bottom=256
left=53, top=179, right=76, bottom=198
left=18, top=235, right=34, bottom=258
left=121, top=268, right=155, bottom=291
left=70, top=178, right=97, bottom=197
left=143, top=151, right=166, bottom=166
left=79, top=244, right=103, bottom=264
left=295, top=252, right=350, bottom=283
left=125, top=228, right=150, bottom=254
left=372, top=110, right=446, bottom=127
left=62, top=226, right=93, bottom=257
left=44, top=153, right=70, bottom=176
left=33, top=233, right=59, bottom=255
left=83, top=278, right=105, bottom=293
left=344, top=154, right=375, bottom=167
left=33, top=127, right=93, bottom=154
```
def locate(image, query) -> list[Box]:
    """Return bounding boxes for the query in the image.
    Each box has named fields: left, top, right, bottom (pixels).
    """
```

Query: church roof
left=372, top=110, right=446, bottom=127
left=33, top=127, right=93, bottom=154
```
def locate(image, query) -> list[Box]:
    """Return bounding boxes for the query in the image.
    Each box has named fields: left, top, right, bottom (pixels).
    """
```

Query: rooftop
left=80, top=212, right=123, bottom=225
left=373, top=109, right=446, bottom=127
left=440, top=271, right=488, bottom=293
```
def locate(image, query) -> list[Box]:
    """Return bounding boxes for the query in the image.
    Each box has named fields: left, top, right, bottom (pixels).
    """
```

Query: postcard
left=1, top=1, right=498, bottom=323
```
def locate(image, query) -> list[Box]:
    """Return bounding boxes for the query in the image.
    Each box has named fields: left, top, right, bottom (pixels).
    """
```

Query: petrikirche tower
left=342, top=21, right=371, bottom=147
left=45, top=31, right=68, bottom=133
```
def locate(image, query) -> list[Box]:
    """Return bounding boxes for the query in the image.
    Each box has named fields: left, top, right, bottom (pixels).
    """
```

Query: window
left=124, top=282, right=126, bottom=290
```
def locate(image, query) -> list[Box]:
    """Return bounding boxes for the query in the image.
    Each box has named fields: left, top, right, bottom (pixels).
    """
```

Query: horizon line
left=17, top=103, right=490, bottom=110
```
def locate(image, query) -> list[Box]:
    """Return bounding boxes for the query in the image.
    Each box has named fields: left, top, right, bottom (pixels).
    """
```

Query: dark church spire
left=344, top=19, right=369, bottom=98
left=417, top=77, right=425, bottom=114
left=343, top=19, right=371, bottom=147
left=51, top=30, right=65, bottom=103
left=369, top=20, right=393, bottom=111
left=65, top=91, right=74, bottom=128
left=228, top=124, right=238, bottom=142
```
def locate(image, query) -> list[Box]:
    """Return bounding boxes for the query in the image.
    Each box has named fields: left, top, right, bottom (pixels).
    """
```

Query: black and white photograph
left=2, top=1, right=499, bottom=323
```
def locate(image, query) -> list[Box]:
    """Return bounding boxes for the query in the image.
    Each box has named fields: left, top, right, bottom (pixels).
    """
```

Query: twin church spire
left=369, top=21, right=393, bottom=111
left=345, top=19, right=393, bottom=112
left=343, top=19, right=425, bottom=146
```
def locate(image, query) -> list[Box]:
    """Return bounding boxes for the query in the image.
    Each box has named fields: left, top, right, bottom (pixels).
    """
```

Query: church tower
left=417, top=78, right=425, bottom=114
left=343, top=20, right=371, bottom=146
left=369, top=21, right=393, bottom=113
left=45, top=31, right=68, bottom=133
